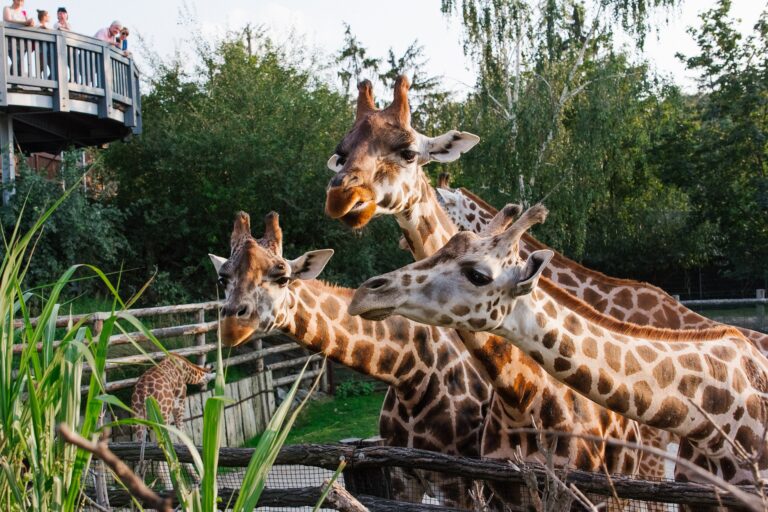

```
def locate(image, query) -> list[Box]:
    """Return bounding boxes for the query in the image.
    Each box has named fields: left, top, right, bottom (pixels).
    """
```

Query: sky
left=40, top=0, right=767, bottom=95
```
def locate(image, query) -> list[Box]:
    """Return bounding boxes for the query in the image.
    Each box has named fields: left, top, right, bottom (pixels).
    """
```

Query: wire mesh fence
left=81, top=442, right=734, bottom=511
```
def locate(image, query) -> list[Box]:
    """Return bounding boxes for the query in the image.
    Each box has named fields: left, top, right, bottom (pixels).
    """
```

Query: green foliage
left=103, top=33, right=410, bottom=302
left=335, top=379, right=375, bottom=399
left=0, top=156, right=129, bottom=299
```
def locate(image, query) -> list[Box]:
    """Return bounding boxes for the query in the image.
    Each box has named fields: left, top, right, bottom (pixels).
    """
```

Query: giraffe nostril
left=365, top=278, right=389, bottom=291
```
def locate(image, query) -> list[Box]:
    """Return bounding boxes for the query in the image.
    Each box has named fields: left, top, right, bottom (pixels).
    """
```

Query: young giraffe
left=325, top=75, right=666, bottom=483
left=350, top=204, right=768, bottom=487
left=213, top=211, right=490, bottom=508
left=131, top=353, right=210, bottom=489
left=436, top=184, right=768, bottom=354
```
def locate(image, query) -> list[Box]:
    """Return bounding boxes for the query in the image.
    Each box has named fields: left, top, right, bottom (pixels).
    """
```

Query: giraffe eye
left=462, top=268, right=492, bottom=286
left=217, top=276, right=228, bottom=287
left=400, top=149, right=417, bottom=163
left=275, top=276, right=290, bottom=287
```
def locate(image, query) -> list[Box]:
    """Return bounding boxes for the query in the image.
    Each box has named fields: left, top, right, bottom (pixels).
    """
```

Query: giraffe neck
left=490, top=277, right=759, bottom=438
left=396, top=172, right=458, bottom=260
left=280, top=279, right=442, bottom=391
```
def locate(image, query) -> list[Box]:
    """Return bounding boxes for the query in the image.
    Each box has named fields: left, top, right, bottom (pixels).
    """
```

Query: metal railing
left=0, top=24, right=140, bottom=132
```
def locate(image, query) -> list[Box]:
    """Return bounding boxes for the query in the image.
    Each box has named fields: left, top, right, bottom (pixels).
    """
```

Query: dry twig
left=57, top=423, right=172, bottom=512
left=321, top=479, right=369, bottom=512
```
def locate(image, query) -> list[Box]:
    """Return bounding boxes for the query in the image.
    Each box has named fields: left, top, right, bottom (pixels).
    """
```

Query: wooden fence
left=14, top=300, right=329, bottom=446
left=102, top=441, right=763, bottom=510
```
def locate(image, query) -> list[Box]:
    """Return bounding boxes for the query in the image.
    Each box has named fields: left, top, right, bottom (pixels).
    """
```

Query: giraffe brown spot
left=477, top=337, right=512, bottom=381
left=535, top=312, right=547, bottom=328
left=636, top=345, right=657, bottom=363
left=677, top=374, right=702, bottom=398
left=647, top=397, right=687, bottom=429
left=574, top=449, right=594, bottom=471
left=633, top=381, right=653, bottom=416
left=688, top=420, right=715, bottom=441
left=583, top=287, right=601, bottom=307
left=468, top=317, right=487, bottom=329
left=558, top=335, right=575, bottom=357
left=499, top=373, right=538, bottom=412
left=606, top=384, right=630, bottom=413
left=604, top=343, right=622, bottom=372
left=652, top=357, right=676, bottom=389
left=746, top=394, right=766, bottom=420
left=543, top=301, right=557, bottom=318
left=299, top=288, right=317, bottom=308
left=597, top=369, right=613, bottom=395
left=711, top=345, right=736, bottom=362
left=708, top=434, right=725, bottom=452
left=563, top=314, right=583, bottom=336
left=416, top=275, right=427, bottom=284
left=732, top=369, right=747, bottom=393
left=734, top=405, right=744, bottom=421
left=540, top=390, right=565, bottom=428
left=588, top=323, right=603, bottom=337
left=614, top=288, right=633, bottom=307
left=400, top=274, right=411, bottom=287
left=735, top=426, right=762, bottom=454
left=529, top=350, right=544, bottom=365
left=701, top=386, right=733, bottom=414
left=704, top=355, right=728, bottom=383
left=563, top=365, right=592, bottom=395
left=720, top=457, right=737, bottom=482
left=679, top=353, right=702, bottom=371
left=438, top=315, right=453, bottom=325
left=743, top=356, right=768, bottom=393
left=554, top=357, right=571, bottom=372
left=637, top=293, right=656, bottom=310
left=396, top=352, right=416, bottom=376
left=624, top=351, right=641, bottom=376
left=377, top=347, right=398, bottom=375
left=466, top=213, right=475, bottom=222
left=557, top=273, right=578, bottom=290
left=628, top=311, right=650, bottom=324
left=413, top=327, right=434, bottom=367
left=354, top=342, right=373, bottom=374
left=451, top=304, right=470, bottom=316
left=582, top=337, right=597, bottom=359
left=542, top=330, right=558, bottom=349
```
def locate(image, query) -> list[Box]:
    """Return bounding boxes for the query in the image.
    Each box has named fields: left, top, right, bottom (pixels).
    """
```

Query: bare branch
left=57, top=424, right=173, bottom=512
left=321, top=479, right=370, bottom=512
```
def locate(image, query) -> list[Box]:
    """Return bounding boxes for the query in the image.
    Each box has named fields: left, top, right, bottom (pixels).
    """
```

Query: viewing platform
left=0, top=24, right=142, bottom=200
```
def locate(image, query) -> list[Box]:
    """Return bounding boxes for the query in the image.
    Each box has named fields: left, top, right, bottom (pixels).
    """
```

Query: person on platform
left=54, top=7, right=70, bottom=31
left=3, top=0, right=34, bottom=27
left=94, top=20, right=121, bottom=47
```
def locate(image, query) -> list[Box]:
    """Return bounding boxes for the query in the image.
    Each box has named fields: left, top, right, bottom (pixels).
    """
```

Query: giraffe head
left=349, top=204, right=554, bottom=330
left=325, top=76, right=480, bottom=229
left=169, top=353, right=211, bottom=385
left=211, top=211, right=334, bottom=347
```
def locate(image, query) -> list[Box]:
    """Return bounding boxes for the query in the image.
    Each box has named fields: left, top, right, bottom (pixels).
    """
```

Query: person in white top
left=54, top=7, right=70, bottom=31
left=3, top=0, right=34, bottom=26
left=94, top=20, right=121, bottom=47
left=37, top=9, right=50, bottom=29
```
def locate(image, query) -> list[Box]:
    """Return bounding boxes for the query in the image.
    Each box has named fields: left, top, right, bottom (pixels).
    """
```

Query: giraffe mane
left=458, top=187, right=691, bottom=298
left=538, top=278, right=745, bottom=342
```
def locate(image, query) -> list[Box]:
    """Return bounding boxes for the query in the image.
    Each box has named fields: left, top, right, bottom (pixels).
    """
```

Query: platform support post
left=0, top=113, right=15, bottom=205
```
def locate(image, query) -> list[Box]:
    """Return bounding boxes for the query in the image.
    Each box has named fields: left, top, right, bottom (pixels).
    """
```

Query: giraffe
left=131, top=353, right=210, bottom=489
left=212, top=211, right=491, bottom=508
left=350, top=204, right=768, bottom=488
left=324, top=75, right=668, bottom=483
left=435, top=184, right=768, bottom=355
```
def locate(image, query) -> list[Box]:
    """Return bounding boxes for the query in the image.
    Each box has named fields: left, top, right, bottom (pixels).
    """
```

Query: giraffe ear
left=435, top=187, right=459, bottom=207
left=209, top=254, right=227, bottom=274
left=422, top=131, right=480, bottom=164
left=327, top=154, right=343, bottom=173
left=512, top=250, right=553, bottom=296
left=287, top=249, right=334, bottom=280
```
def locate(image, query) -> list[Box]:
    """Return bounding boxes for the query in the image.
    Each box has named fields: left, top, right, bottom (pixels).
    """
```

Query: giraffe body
left=324, top=77, right=658, bottom=506
left=214, top=212, right=489, bottom=508
left=350, top=204, right=768, bottom=486
left=131, top=354, right=209, bottom=489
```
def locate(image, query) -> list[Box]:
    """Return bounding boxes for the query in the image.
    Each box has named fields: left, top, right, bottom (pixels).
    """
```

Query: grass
left=245, top=391, right=385, bottom=447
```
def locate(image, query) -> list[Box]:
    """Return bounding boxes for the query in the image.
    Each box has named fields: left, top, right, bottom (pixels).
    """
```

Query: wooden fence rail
left=108, top=443, right=760, bottom=508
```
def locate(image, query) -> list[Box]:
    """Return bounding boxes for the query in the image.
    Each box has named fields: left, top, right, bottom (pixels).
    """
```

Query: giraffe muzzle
left=348, top=276, right=402, bottom=319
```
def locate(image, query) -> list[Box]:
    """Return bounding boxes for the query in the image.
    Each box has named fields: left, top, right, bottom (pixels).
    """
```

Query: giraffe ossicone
left=350, top=204, right=768, bottom=485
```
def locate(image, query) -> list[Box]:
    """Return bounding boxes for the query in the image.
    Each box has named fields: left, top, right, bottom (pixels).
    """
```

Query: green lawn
left=245, top=391, right=385, bottom=447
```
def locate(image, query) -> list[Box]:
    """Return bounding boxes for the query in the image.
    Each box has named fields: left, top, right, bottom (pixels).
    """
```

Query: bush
left=335, top=379, right=375, bottom=399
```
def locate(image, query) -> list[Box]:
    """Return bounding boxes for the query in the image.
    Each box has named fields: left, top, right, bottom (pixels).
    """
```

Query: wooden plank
left=0, top=26, right=8, bottom=106
left=98, top=46, right=113, bottom=118
left=53, top=35, right=68, bottom=111
left=188, top=391, right=204, bottom=446
left=238, top=378, right=257, bottom=441
left=10, top=37, right=18, bottom=77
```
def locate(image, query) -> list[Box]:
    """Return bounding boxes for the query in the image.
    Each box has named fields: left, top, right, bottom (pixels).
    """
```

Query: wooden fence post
left=340, top=437, right=391, bottom=499
left=251, top=338, right=263, bottom=372
left=196, top=308, right=206, bottom=370
left=91, top=320, right=110, bottom=509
